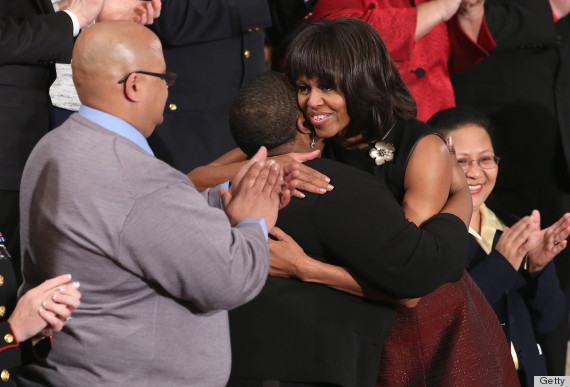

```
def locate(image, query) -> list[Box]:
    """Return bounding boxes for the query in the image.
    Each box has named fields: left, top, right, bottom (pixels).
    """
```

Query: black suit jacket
left=229, top=159, right=467, bottom=386
left=148, top=0, right=315, bottom=174
left=0, top=0, right=74, bottom=191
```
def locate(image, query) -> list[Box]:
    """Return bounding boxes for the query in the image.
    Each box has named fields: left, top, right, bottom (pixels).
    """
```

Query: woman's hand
left=8, top=275, right=81, bottom=344
left=268, top=227, right=311, bottom=279
left=272, top=151, right=333, bottom=198
left=528, top=212, right=570, bottom=272
left=495, top=211, right=540, bottom=270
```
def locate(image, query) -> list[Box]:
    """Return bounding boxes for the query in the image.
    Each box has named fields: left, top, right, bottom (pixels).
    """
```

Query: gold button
left=244, top=50, right=251, bottom=59
left=1, top=369, right=9, bottom=382
left=168, top=103, right=178, bottom=112
left=304, top=12, right=313, bottom=20
left=0, top=307, right=6, bottom=318
left=254, top=27, right=260, bottom=31
left=247, top=28, right=253, bottom=33
left=0, top=275, right=4, bottom=286
left=3, top=334, right=13, bottom=344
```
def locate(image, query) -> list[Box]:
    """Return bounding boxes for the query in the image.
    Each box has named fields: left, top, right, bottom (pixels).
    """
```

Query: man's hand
left=66, top=0, right=105, bottom=29
left=220, top=147, right=283, bottom=230
left=96, top=0, right=162, bottom=25
left=8, top=274, right=81, bottom=344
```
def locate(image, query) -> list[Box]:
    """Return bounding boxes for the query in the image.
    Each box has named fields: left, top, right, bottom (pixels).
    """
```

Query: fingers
left=260, top=161, right=281, bottom=195
left=41, top=298, right=72, bottom=321
left=219, top=188, right=232, bottom=209
left=38, top=308, right=65, bottom=333
left=293, top=149, right=321, bottom=163
left=269, top=227, right=291, bottom=242
left=296, top=164, right=333, bottom=195
left=31, top=274, right=73, bottom=296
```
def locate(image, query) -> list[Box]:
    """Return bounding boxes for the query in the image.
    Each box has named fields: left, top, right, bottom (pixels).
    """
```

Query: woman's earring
left=310, top=133, right=316, bottom=149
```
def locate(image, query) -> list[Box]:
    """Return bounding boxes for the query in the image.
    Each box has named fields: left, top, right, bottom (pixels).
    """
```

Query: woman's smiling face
left=450, top=124, right=499, bottom=211
left=296, top=76, right=350, bottom=139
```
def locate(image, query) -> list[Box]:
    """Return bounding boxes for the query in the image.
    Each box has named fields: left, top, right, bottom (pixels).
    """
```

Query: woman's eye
left=297, top=85, right=310, bottom=93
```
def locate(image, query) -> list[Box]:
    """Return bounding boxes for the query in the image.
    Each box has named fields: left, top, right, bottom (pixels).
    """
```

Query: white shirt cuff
left=63, top=10, right=81, bottom=37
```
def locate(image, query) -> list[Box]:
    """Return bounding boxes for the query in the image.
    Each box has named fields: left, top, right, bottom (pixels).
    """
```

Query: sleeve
left=523, top=262, right=568, bottom=335
left=118, top=183, right=270, bottom=312
left=483, top=0, right=557, bottom=51
left=447, top=16, right=496, bottom=74
left=0, top=12, right=74, bottom=65
left=311, top=0, right=418, bottom=62
left=313, top=168, right=467, bottom=298
left=466, top=248, right=526, bottom=305
left=0, top=322, right=22, bottom=370
left=150, top=0, right=272, bottom=47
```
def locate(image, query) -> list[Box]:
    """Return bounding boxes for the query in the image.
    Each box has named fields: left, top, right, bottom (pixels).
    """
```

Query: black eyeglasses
left=117, top=71, right=177, bottom=87
left=457, top=155, right=500, bottom=171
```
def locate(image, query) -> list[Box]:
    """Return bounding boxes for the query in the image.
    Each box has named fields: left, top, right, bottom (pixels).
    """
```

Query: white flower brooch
left=369, top=141, right=395, bottom=165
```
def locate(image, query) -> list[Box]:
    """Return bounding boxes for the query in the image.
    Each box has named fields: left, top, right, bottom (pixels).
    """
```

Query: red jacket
left=311, top=0, right=496, bottom=121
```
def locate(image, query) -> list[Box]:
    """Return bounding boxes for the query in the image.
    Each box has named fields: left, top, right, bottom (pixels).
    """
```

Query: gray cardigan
left=17, top=114, right=269, bottom=386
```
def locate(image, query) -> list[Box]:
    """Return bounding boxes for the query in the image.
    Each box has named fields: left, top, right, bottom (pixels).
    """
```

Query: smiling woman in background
left=429, top=106, right=570, bottom=387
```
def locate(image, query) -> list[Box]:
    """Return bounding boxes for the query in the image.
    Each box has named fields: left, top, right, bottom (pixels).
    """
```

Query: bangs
left=285, top=23, right=341, bottom=88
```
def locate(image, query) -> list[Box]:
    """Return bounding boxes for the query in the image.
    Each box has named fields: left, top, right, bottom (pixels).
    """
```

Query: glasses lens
left=457, top=159, right=470, bottom=171
left=479, top=156, right=498, bottom=169
left=164, top=72, right=177, bottom=87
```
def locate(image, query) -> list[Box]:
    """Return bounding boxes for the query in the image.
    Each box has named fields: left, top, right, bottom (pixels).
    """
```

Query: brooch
left=369, top=141, right=395, bottom=165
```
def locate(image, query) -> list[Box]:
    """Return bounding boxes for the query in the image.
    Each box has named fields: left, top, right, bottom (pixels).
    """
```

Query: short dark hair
left=427, top=106, right=495, bottom=141
left=285, top=18, right=416, bottom=147
left=230, top=71, right=299, bottom=158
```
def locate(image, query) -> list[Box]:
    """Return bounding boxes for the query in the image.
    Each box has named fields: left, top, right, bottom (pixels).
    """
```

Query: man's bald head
left=72, top=21, right=163, bottom=103
left=72, top=21, right=168, bottom=136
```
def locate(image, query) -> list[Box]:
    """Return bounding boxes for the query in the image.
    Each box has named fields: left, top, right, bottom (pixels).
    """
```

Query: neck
left=470, top=206, right=482, bottom=234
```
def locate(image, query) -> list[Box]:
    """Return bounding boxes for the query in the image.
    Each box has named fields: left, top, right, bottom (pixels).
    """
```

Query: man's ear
left=123, top=73, right=141, bottom=102
left=296, top=113, right=311, bottom=134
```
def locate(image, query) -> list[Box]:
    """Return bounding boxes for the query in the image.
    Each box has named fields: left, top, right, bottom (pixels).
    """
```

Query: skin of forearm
left=456, top=3, right=484, bottom=42
left=187, top=162, right=245, bottom=192
left=297, top=256, right=418, bottom=306
left=415, top=2, right=447, bottom=40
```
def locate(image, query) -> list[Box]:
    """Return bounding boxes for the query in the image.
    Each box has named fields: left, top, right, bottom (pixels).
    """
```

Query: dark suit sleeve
left=466, top=248, right=526, bottom=305
left=0, top=322, right=21, bottom=370
left=525, top=263, right=568, bottom=335
left=151, top=0, right=271, bottom=46
left=484, top=0, right=557, bottom=50
left=313, top=167, right=466, bottom=298
left=0, top=12, right=74, bottom=65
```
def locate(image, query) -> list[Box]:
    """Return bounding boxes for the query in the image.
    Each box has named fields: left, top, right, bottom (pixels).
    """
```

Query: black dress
left=323, top=118, right=520, bottom=386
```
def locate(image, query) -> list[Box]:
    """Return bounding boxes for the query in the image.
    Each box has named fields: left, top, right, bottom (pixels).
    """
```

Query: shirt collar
left=468, top=203, right=505, bottom=254
left=78, top=105, right=154, bottom=156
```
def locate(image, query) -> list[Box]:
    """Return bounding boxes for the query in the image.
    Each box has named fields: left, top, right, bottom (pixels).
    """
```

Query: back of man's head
left=230, top=71, right=299, bottom=158
left=71, top=21, right=167, bottom=136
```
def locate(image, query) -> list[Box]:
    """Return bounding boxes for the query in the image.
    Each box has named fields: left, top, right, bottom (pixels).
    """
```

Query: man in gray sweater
left=16, top=21, right=295, bottom=386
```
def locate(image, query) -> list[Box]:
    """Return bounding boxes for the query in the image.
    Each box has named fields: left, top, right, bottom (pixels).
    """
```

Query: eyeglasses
left=117, top=71, right=177, bottom=87
left=457, top=155, right=500, bottom=171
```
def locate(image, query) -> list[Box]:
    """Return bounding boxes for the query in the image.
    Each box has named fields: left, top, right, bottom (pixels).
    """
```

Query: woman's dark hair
left=427, top=106, right=495, bottom=142
left=285, top=18, right=416, bottom=147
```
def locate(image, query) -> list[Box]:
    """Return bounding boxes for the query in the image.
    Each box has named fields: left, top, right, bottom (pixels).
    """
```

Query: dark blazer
left=229, top=159, right=467, bottom=387
left=466, top=234, right=567, bottom=387
left=148, top=0, right=315, bottom=174
left=0, top=0, right=74, bottom=191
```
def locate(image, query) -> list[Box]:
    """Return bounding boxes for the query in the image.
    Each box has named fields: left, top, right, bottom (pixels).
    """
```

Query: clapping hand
left=527, top=212, right=570, bottom=272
